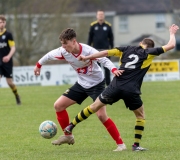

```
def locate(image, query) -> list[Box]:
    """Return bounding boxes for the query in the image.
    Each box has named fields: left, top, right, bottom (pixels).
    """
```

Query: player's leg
left=132, top=105, right=147, bottom=151
left=96, top=106, right=126, bottom=151
left=86, top=80, right=125, bottom=151
left=3, top=64, right=21, bottom=105
left=52, top=83, right=88, bottom=146
left=54, top=95, right=76, bottom=134
left=6, top=78, right=21, bottom=105
left=64, top=97, right=104, bottom=134
left=52, top=95, right=76, bottom=145
left=124, top=92, right=147, bottom=151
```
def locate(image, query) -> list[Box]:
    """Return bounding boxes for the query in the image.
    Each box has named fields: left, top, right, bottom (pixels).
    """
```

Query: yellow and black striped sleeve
left=107, top=48, right=123, bottom=57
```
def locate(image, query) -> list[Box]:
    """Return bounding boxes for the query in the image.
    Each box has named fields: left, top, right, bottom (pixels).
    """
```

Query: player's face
left=96, top=11, right=105, bottom=22
left=0, top=20, right=6, bottom=30
left=61, top=39, right=76, bottom=53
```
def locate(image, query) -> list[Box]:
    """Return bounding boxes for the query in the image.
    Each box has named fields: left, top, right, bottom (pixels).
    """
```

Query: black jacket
left=87, top=21, right=114, bottom=50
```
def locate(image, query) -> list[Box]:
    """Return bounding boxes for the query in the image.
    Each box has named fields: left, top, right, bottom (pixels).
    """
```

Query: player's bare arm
left=162, top=24, right=179, bottom=51
left=79, top=50, right=109, bottom=61
left=2, top=46, right=16, bottom=63
left=78, top=51, right=124, bottom=76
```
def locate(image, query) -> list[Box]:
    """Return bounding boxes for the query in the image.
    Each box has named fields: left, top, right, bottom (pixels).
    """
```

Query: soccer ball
left=39, top=120, right=57, bottom=139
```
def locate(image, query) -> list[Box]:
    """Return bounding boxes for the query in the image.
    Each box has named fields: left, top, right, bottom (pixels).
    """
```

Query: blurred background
left=1, top=0, right=180, bottom=66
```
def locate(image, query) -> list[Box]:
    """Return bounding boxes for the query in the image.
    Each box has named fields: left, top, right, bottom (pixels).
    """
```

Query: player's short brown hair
left=97, top=9, right=104, bottom=12
left=0, top=15, right=6, bottom=21
left=59, top=28, right=76, bottom=41
left=142, top=38, right=155, bottom=48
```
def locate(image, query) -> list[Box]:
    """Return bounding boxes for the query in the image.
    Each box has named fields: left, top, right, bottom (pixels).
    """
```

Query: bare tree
left=2, top=0, right=115, bottom=65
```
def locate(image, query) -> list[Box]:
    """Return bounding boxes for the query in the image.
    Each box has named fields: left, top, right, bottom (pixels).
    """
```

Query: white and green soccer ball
left=39, top=120, right=57, bottom=139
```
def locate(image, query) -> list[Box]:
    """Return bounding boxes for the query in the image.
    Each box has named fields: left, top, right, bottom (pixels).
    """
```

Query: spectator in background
left=0, top=15, right=21, bottom=105
left=87, top=10, right=114, bottom=86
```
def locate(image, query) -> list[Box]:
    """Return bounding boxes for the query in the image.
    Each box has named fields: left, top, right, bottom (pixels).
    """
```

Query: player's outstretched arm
left=79, top=50, right=108, bottom=61
left=163, top=24, right=179, bottom=52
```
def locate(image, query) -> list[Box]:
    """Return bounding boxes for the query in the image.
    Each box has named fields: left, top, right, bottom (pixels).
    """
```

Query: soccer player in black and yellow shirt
left=64, top=24, right=179, bottom=151
left=0, top=15, right=21, bottom=105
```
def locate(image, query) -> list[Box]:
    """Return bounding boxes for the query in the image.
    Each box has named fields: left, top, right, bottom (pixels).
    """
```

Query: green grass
left=1, top=81, right=180, bottom=160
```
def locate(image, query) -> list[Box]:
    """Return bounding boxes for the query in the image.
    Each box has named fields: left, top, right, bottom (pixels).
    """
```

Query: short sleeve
left=145, top=47, right=165, bottom=56
left=7, top=32, right=15, bottom=47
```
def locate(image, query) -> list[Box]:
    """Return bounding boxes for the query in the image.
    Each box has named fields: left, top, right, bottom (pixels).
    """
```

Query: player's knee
left=96, top=112, right=108, bottom=122
left=54, top=101, right=68, bottom=112
left=97, top=115, right=108, bottom=122
left=54, top=101, right=61, bottom=111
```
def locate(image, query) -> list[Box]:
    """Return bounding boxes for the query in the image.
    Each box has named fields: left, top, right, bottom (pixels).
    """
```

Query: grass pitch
left=1, top=81, right=180, bottom=160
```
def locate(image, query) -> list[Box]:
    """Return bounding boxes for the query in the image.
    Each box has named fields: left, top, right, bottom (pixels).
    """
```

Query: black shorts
left=63, top=80, right=105, bottom=104
left=0, top=63, right=13, bottom=78
left=99, top=84, right=143, bottom=110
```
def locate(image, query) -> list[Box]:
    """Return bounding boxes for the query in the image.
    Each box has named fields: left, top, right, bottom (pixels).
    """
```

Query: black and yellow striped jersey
left=108, top=46, right=165, bottom=94
left=0, top=29, right=15, bottom=59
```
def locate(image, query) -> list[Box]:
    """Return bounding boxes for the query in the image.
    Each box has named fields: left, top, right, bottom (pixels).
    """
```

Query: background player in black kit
left=0, top=15, right=21, bottom=105
left=87, top=10, right=114, bottom=86
left=64, top=24, right=179, bottom=151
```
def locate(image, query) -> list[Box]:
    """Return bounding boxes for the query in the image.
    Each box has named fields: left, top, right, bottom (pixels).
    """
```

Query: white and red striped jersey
left=38, top=43, right=117, bottom=89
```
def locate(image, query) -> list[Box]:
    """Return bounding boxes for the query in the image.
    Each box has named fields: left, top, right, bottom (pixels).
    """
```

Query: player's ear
left=72, top=38, right=76, bottom=44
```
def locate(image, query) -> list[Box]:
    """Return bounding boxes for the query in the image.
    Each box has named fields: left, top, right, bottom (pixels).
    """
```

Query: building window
left=156, top=14, right=165, bottom=30
left=119, top=16, right=128, bottom=32
left=31, top=17, right=38, bottom=37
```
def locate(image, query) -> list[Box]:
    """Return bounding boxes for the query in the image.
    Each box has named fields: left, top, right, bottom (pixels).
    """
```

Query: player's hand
left=2, top=55, right=10, bottom=63
left=34, top=66, right=41, bottom=76
left=169, top=24, right=179, bottom=34
left=78, top=55, right=88, bottom=62
left=113, top=69, right=124, bottom=77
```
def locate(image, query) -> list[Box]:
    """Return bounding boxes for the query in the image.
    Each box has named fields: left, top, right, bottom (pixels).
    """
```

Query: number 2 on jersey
left=124, top=54, right=139, bottom=69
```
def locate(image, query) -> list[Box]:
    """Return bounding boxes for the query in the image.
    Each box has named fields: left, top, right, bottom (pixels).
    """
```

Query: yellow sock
left=134, top=118, right=145, bottom=146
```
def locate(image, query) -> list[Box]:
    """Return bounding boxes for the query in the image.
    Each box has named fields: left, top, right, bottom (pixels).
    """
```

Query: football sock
left=103, top=118, right=124, bottom=145
left=56, top=110, right=70, bottom=135
left=134, top=118, right=145, bottom=146
left=11, top=86, right=19, bottom=96
left=72, top=106, right=94, bottom=125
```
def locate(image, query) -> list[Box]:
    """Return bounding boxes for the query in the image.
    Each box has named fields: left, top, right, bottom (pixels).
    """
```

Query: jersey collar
left=0, top=28, right=6, bottom=36
left=72, top=43, right=82, bottom=58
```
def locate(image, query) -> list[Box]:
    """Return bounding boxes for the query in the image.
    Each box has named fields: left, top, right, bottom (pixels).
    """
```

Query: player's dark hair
left=0, top=15, right=6, bottom=21
left=142, top=38, right=155, bottom=48
left=59, top=28, right=76, bottom=41
left=97, top=9, right=104, bottom=12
